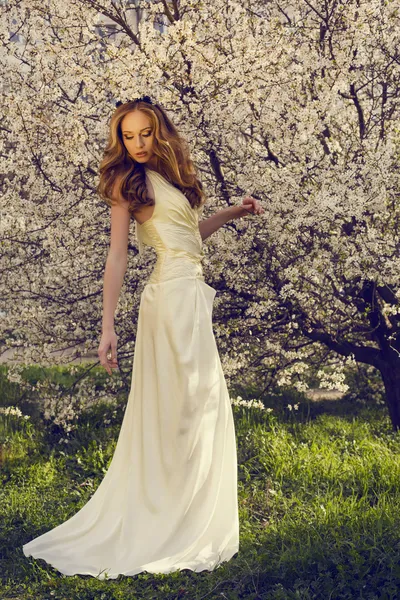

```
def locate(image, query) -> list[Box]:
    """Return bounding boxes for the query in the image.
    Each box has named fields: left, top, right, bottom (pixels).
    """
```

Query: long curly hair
left=96, top=99, right=206, bottom=217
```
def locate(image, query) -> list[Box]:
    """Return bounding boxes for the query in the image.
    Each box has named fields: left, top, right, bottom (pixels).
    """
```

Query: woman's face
left=121, top=110, right=156, bottom=165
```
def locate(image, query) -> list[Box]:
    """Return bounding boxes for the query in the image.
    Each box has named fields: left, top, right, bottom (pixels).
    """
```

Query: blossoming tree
left=1, top=0, right=400, bottom=429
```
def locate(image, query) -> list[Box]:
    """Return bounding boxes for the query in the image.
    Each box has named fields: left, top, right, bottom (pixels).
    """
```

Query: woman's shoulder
left=110, top=172, right=130, bottom=210
left=111, top=170, right=156, bottom=213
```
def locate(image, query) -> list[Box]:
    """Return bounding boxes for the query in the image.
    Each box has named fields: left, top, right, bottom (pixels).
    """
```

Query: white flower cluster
left=316, top=365, right=350, bottom=393
left=4, top=365, right=26, bottom=385
left=230, top=395, right=273, bottom=412
left=276, top=361, right=311, bottom=390
left=0, top=406, right=30, bottom=419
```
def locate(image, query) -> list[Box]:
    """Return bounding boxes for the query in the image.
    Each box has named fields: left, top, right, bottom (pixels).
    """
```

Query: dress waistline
left=144, top=273, right=205, bottom=288
left=147, top=250, right=204, bottom=285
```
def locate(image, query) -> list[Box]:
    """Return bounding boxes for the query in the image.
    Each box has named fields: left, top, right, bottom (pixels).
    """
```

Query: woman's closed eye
left=124, top=133, right=152, bottom=140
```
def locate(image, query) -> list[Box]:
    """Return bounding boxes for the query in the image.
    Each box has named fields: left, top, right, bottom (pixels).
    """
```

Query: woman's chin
left=130, top=152, right=155, bottom=166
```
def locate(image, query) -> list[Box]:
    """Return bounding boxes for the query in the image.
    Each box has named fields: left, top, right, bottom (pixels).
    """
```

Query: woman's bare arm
left=199, top=196, right=264, bottom=241
left=198, top=206, right=244, bottom=241
left=102, top=198, right=131, bottom=332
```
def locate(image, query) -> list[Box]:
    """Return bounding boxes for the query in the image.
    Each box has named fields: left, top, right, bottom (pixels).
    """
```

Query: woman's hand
left=98, top=329, right=119, bottom=376
left=232, top=196, right=265, bottom=219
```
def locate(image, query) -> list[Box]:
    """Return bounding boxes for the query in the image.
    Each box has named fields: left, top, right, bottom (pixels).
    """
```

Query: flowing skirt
left=23, top=275, right=239, bottom=579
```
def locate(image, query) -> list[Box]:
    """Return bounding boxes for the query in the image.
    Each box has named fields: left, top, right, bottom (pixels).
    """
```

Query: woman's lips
left=136, top=152, right=147, bottom=157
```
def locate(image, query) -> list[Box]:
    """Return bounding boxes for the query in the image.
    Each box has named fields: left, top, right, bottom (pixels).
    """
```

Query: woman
left=23, top=96, right=264, bottom=579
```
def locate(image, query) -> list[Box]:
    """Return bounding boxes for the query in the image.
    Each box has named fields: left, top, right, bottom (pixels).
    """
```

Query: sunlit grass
left=1, top=365, right=400, bottom=599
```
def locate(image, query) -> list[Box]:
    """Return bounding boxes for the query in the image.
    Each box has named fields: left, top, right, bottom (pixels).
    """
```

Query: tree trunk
left=378, top=362, right=400, bottom=432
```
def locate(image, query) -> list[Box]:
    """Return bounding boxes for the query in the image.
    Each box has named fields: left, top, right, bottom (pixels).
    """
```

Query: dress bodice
left=135, top=168, right=205, bottom=284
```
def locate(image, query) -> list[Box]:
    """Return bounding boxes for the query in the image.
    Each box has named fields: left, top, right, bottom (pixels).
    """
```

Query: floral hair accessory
left=115, top=95, right=153, bottom=108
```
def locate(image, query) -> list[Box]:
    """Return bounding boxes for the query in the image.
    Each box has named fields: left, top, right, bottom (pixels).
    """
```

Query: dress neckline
left=145, top=167, right=162, bottom=177
left=145, top=168, right=176, bottom=189
left=144, top=168, right=195, bottom=212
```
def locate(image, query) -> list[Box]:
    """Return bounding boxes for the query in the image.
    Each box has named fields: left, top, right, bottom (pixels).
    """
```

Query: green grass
left=1, top=366, right=400, bottom=599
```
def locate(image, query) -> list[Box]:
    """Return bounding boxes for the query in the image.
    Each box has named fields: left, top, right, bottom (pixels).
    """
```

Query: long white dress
left=22, top=167, right=240, bottom=579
